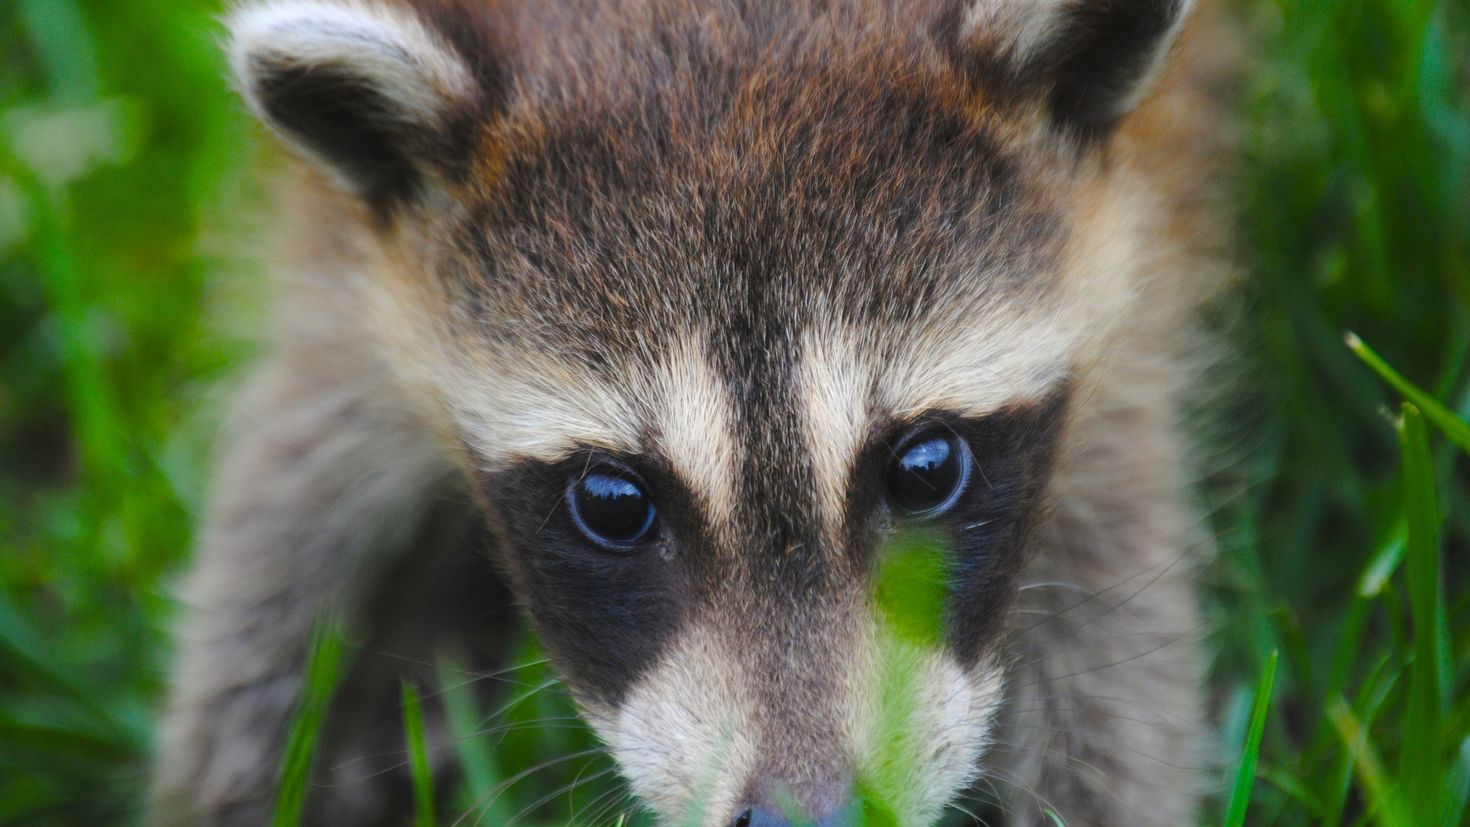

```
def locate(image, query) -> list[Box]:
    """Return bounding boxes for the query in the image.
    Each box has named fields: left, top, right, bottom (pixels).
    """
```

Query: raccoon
left=155, top=0, right=1235, bottom=824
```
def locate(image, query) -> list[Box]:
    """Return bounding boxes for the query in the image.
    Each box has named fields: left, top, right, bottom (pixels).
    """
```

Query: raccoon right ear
left=941, top=0, right=1193, bottom=142
left=227, top=1, right=492, bottom=210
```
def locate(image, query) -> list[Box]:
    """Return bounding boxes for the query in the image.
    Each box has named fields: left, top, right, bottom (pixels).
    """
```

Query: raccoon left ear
left=227, top=0, right=493, bottom=210
left=944, top=0, right=1193, bottom=141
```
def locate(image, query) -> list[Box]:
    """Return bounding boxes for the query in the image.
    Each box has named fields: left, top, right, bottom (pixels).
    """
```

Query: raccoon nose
left=729, top=802, right=856, bottom=827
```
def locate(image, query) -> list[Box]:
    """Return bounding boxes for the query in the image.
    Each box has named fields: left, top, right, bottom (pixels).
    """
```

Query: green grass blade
left=0, top=714, right=134, bottom=764
left=1224, top=649, right=1277, bottom=827
left=1324, top=656, right=1404, bottom=826
left=1396, top=403, right=1446, bottom=824
left=15, top=0, right=100, bottom=101
left=1445, top=735, right=1470, bottom=827
left=1357, top=520, right=1406, bottom=597
left=1325, top=597, right=1372, bottom=715
left=1259, top=768, right=1329, bottom=820
left=436, top=660, right=502, bottom=810
left=401, top=681, right=435, bottom=827
left=1348, top=333, right=1470, bottom=454
left=1327, top=697, right=1413, bottom=827
left=1269, top=607, right=1315, bottom=710
left=0, top=589, right=134, bottom=741
left=272, top=623, right=346, bottom=827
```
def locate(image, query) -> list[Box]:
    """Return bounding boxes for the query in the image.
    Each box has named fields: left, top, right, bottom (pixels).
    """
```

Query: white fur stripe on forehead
left=449, top=353, right=643, bottom=464
left=800, top=315, right=1072, bottom=527
left=653, top=337, right=741, bottom=525
left=877, top=309, right=1075, bottom=415
left=451, top=336, right=739, bottom=520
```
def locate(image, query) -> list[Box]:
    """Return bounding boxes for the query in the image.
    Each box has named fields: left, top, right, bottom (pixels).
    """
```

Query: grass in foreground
left=0, top=0, right=1468, bottom=824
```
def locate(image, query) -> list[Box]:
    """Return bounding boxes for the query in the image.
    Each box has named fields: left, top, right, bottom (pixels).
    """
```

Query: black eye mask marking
left=848, top=382, right=1074, bottom=666
left=476, top=383, right=1070, bottom=702
left=478, top=451, right=701, bottom=706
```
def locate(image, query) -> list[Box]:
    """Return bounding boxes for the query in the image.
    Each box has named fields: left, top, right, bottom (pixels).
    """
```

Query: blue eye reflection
left=568, top=470, right=657, bottom=548
left=902, top=438, right=952, bottom=474
left=888, top=432, right=970, bottom=516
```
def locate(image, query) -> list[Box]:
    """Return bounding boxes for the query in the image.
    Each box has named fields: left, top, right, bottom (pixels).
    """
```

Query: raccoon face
left=230, top=0, right=1192, bottom=822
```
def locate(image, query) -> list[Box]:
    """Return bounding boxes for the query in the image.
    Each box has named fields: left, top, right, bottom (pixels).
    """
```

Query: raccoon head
left=229, top=0, right=1195, bottom=823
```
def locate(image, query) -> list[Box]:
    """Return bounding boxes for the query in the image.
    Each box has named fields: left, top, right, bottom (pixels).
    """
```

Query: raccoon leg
left=153, top=342, right=464, bottom=827
left=993, top=428, right=1208, bottom=826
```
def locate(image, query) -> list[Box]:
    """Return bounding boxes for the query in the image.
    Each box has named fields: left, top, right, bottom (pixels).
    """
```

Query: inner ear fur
left=227, top=0, right=490, bottom=209
left=944, top=0, right=1193, bottom=141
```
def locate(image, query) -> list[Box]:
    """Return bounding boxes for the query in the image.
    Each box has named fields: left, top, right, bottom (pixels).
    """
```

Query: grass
left=1225, top=649, right=1278, bottom=827
left=1348, top=334, right=1470, bottom=453
left=0, top=0, right=1467, bottom=825
left=402, top=681, right=437, bottom=827
left=272, top=624, right=346, bottom=827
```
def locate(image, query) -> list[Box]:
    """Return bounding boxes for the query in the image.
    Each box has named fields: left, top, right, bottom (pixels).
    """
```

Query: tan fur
left=987, top=6, right=1237, bottom=822
left=157, top=0, right=1236, bottom=824
left=154, top=242, right=464, bottom=823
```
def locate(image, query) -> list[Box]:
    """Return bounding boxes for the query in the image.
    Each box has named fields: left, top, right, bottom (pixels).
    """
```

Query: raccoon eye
left=568, top=468, right=657, bottom=548
left=887, top=430, right=971, bottom=516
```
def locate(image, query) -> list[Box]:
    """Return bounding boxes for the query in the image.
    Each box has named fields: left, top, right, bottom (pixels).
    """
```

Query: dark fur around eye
left=844, top=384, right=1073, bottom=664
left=477, top=451, right=695, bottom=705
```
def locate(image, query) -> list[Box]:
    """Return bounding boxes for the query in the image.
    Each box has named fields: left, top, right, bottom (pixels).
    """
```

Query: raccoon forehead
left=799, top=310, right=1073, bottom=525
left=441, top=29, right=1068, bottom=339
left=447, top=333, right=742, bottom=521
left=442, top=306, right=1068, bottom=504
left=430, top=68, right=1080, bottom=513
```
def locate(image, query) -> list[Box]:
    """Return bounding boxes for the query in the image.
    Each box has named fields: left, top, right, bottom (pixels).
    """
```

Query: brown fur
left=156, top=1, right=1236, bottom=824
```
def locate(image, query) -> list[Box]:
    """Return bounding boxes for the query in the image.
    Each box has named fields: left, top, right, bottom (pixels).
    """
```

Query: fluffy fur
left=156, top=0, right=1236, bottom=824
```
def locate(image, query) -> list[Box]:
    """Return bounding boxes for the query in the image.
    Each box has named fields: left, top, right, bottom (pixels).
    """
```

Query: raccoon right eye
left=568, top=468, right=657, bottom=548
left=887, top=429, right=971, bottom=517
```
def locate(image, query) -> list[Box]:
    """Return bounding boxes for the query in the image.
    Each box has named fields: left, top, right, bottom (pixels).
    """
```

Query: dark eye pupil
left=570, top=472, right=655, bottom=546
left=888, top=434, right=968, bottom=515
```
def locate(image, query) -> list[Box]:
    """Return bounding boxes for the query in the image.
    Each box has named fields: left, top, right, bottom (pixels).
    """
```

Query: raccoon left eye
left=568, top=468, right=657, bottom=548
left=887, top=430, right=971, bottom=516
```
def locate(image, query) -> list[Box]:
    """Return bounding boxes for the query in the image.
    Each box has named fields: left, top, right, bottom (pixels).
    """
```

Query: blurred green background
left=1, top=0, right=1467, bottom=824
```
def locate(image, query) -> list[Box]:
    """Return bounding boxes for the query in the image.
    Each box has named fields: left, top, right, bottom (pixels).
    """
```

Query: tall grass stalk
left=272, top=623, right=346, bottom=827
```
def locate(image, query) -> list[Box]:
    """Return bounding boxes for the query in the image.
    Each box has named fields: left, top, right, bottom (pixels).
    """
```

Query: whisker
left=1011, top=622, right=1208, bottom=684
left=473, top=677, right=570, bottom=731
left=1017, top=538, right=1203, bottom=639
left=420, top=656, right=555, bottom=700
left=322, top=715, right=593, bottom=779
left=505, top=763, right=618, bottom=827
left=450, top=746, right=608, bottom=827
left=571, top=785, right=633, bottom=827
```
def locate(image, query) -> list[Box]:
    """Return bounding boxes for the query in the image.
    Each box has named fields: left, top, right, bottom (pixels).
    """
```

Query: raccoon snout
left=729, top=799, right=857, bottom=827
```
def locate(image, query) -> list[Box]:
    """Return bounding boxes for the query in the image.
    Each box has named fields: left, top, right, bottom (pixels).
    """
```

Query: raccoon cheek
left=594, top=627, right=760, bottom=823
left=850, top=652, right=1006, bottom=821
